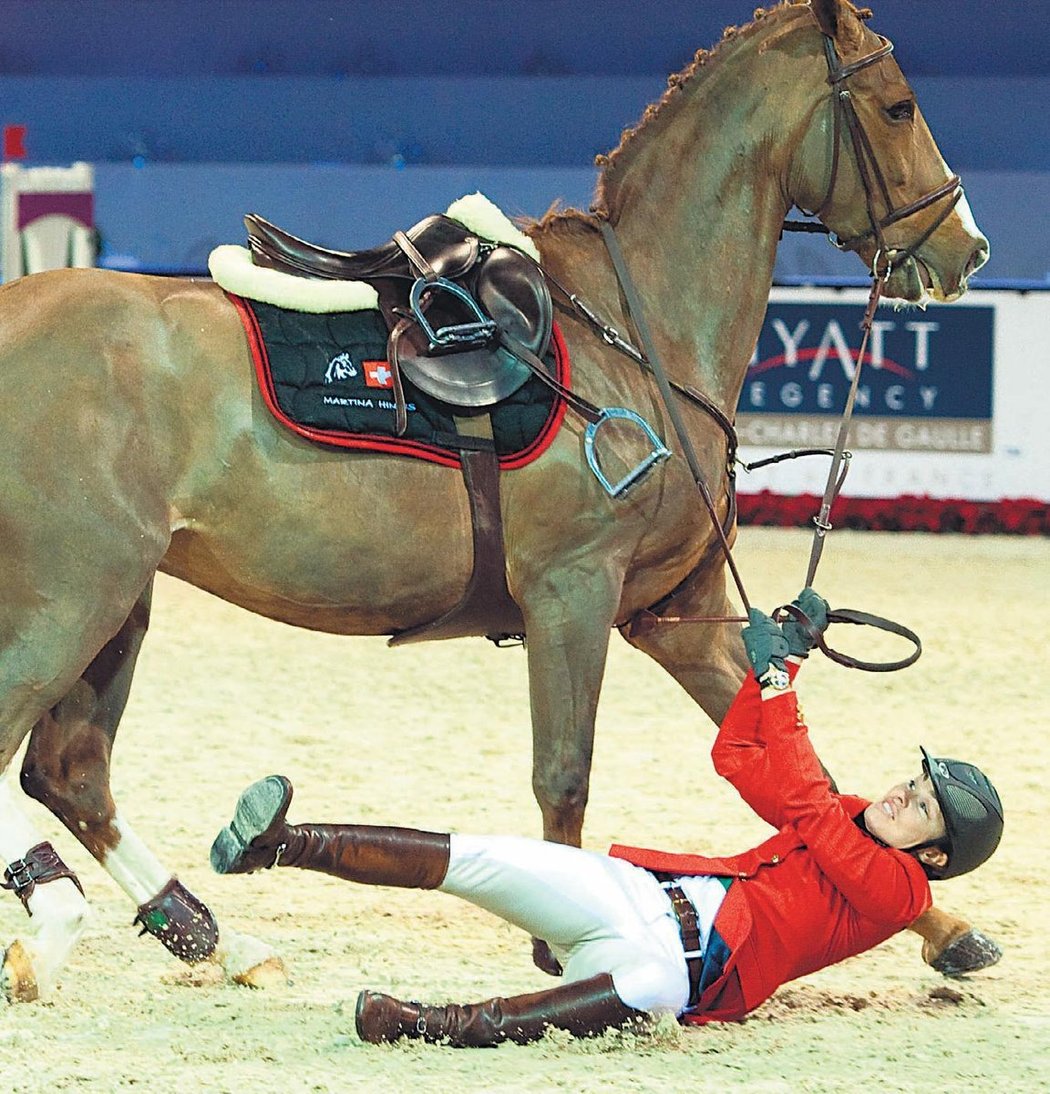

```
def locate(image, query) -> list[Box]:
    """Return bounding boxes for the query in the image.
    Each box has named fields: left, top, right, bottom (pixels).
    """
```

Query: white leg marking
left=103, top=813, right=174, bottom=905
left=0, top=772, right=45, bottom=862
left=0, top=774, right=90, bottom=1000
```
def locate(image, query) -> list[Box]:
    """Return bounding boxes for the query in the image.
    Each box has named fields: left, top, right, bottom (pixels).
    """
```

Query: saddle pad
left=229, top=293, right=569, bottom=469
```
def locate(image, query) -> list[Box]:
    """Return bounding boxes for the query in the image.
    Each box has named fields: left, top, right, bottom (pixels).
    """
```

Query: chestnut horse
left=0, top=0, right=993, bottom=1003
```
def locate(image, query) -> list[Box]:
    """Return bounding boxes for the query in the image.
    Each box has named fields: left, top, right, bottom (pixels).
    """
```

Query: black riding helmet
left=920, top=747, right=1003, bottom=880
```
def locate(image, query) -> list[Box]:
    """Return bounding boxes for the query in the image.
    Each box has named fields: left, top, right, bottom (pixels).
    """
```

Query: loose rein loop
left=776, top=603, right=922, bottom=673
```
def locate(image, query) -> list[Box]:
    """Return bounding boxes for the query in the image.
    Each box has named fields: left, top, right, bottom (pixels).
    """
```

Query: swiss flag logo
left=364, top=360, right=393, bottom=388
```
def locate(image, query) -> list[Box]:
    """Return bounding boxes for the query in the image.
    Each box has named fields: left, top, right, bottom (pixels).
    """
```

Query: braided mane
left=533, top=0, right=871, bottom=234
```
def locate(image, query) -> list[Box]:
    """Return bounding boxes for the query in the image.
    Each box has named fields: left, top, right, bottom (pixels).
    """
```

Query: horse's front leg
left=517, top=562, right=622, bottom=976
left=625, top=565, right=1001, bottom=977
left=19, top=584, right=285, bottom=991
left=521, top=565, right=622, bottom=848
left=623, top=562, right=750, bottom=727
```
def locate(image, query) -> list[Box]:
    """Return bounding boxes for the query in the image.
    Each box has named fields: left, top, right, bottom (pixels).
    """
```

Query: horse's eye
left=886, top=100, right=915, bottom=122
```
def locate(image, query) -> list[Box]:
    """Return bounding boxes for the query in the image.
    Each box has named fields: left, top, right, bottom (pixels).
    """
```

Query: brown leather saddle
left=244, top=212, right=553, bottom=419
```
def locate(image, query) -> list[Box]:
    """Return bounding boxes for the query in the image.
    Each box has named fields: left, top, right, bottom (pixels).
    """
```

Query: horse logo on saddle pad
left=323, top=352, right=358, bottom=384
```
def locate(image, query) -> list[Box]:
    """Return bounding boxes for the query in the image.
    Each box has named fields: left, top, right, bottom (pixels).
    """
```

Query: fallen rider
left=210, top=588, right=1003, bottom=1046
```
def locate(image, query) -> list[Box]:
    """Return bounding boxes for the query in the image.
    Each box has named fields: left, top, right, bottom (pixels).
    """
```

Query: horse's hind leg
left=19, top=581, right=285, bottom=989
left=0, top=586, right=157, bottom=1001
left=0, top=773, right=90, bottom=1002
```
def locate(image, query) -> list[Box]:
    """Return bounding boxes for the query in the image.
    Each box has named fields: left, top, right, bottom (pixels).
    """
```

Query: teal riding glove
left=782, top=587, right=830, bottom=657
left=741, top=607, right=790, bottom=687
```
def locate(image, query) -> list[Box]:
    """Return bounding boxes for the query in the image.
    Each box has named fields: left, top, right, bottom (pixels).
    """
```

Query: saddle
left=244, top=212, right=553, bottom=416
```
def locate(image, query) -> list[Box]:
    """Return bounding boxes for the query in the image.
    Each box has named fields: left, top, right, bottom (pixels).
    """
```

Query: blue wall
left=4, top=75, right=1048, bottom=172
left=90, top=163, right=1050, bottom=285
left=2, top=1, right=1047, bottom=281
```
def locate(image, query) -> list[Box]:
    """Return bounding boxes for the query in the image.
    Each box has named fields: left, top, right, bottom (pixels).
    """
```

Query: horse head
left=793, top=0, right=988, bottom=302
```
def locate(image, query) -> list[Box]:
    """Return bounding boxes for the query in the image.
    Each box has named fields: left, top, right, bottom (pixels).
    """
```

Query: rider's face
left=864, top=770, right=946, bottom=850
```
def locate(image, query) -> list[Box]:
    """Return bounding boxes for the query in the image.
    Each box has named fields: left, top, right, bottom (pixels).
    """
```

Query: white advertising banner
left=737, top=287, right=1050, bottom=504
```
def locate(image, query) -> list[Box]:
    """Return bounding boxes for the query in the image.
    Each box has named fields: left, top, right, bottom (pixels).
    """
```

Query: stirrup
left=408, top=276, right=498, bottom=355
left=584, top=407, right=670, bottom=498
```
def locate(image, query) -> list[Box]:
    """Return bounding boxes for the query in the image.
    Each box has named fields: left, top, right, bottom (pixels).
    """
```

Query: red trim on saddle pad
left=227, top=292, right=570, bottom=470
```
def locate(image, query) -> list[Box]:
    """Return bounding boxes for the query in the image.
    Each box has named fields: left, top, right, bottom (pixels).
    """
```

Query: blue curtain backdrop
left=0, top=1, right=1045, bottom=281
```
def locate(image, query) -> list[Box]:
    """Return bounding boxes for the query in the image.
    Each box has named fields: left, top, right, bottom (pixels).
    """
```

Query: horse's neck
left=593, top=14, right=819, bottom=413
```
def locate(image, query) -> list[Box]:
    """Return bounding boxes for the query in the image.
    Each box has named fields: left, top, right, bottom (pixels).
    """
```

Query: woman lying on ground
left=210, top=589, right=1003, bottom=1047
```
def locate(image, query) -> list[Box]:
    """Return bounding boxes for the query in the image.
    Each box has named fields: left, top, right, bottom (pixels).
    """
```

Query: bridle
left=786, top=33, right=965, bottom=280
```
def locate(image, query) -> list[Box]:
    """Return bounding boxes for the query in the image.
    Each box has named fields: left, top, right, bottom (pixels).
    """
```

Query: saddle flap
left=395, top=341, right=535, bottom=407
left=475, top=246, right=552, bottom=352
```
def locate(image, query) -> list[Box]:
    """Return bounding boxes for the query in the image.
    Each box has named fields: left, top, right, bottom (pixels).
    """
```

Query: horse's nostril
left=966, top=242, right=990, bottom=278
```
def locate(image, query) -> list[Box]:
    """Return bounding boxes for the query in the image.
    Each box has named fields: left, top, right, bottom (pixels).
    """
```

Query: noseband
left=790, top=33, right=965, bottom=278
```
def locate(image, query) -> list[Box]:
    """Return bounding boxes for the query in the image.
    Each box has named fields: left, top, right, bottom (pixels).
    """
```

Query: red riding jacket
left=609, top=662, right=932, bottom=1023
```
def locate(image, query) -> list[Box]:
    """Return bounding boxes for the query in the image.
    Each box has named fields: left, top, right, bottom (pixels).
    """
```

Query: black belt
left=663, top=882, right=703, bottom=1009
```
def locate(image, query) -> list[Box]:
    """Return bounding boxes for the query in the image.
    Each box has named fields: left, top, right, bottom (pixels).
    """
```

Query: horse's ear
left=810, top=0, right=840, bottom=37
left=810, top=0, right=865, bottom=50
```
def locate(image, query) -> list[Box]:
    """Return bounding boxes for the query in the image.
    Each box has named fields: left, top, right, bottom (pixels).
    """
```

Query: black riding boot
left=210, top=775, right=450, bottom=888
left=354, top=972, right=645, bottom=1047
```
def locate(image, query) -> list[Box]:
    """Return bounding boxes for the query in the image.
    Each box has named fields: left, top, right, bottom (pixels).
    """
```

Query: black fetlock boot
left=355, top=973, right=645, bottom=1047
left=210, top=775, right=450, bottom=889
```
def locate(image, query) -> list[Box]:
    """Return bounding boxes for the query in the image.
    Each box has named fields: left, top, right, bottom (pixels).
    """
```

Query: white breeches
left=441, top=834, right=692, bottom=1015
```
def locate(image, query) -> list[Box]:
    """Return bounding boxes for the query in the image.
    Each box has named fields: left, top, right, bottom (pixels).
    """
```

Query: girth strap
left=388, top=445, right=524, bottom=646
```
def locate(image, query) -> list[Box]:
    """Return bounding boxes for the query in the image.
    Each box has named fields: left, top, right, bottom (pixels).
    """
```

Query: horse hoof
left=929, top=929, right=1002, bottom=977
left=216, top=927, right=287, bottom=988
left=2, top=940, right=40, bottom=1004
left=232, top=954, right=288, bottom=989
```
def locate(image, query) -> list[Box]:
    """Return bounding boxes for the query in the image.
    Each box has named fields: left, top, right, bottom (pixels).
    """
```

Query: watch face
left=765, top=668, right=790, bottom=690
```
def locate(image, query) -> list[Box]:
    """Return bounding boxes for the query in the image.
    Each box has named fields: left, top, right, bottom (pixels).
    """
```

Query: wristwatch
left=758, top=663, right=790, bottom=691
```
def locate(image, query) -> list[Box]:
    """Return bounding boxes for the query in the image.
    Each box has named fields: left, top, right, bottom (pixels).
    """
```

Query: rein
left=599, top=222, right=752, bottom=619
left=542, top=267, right=737, bottom=450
